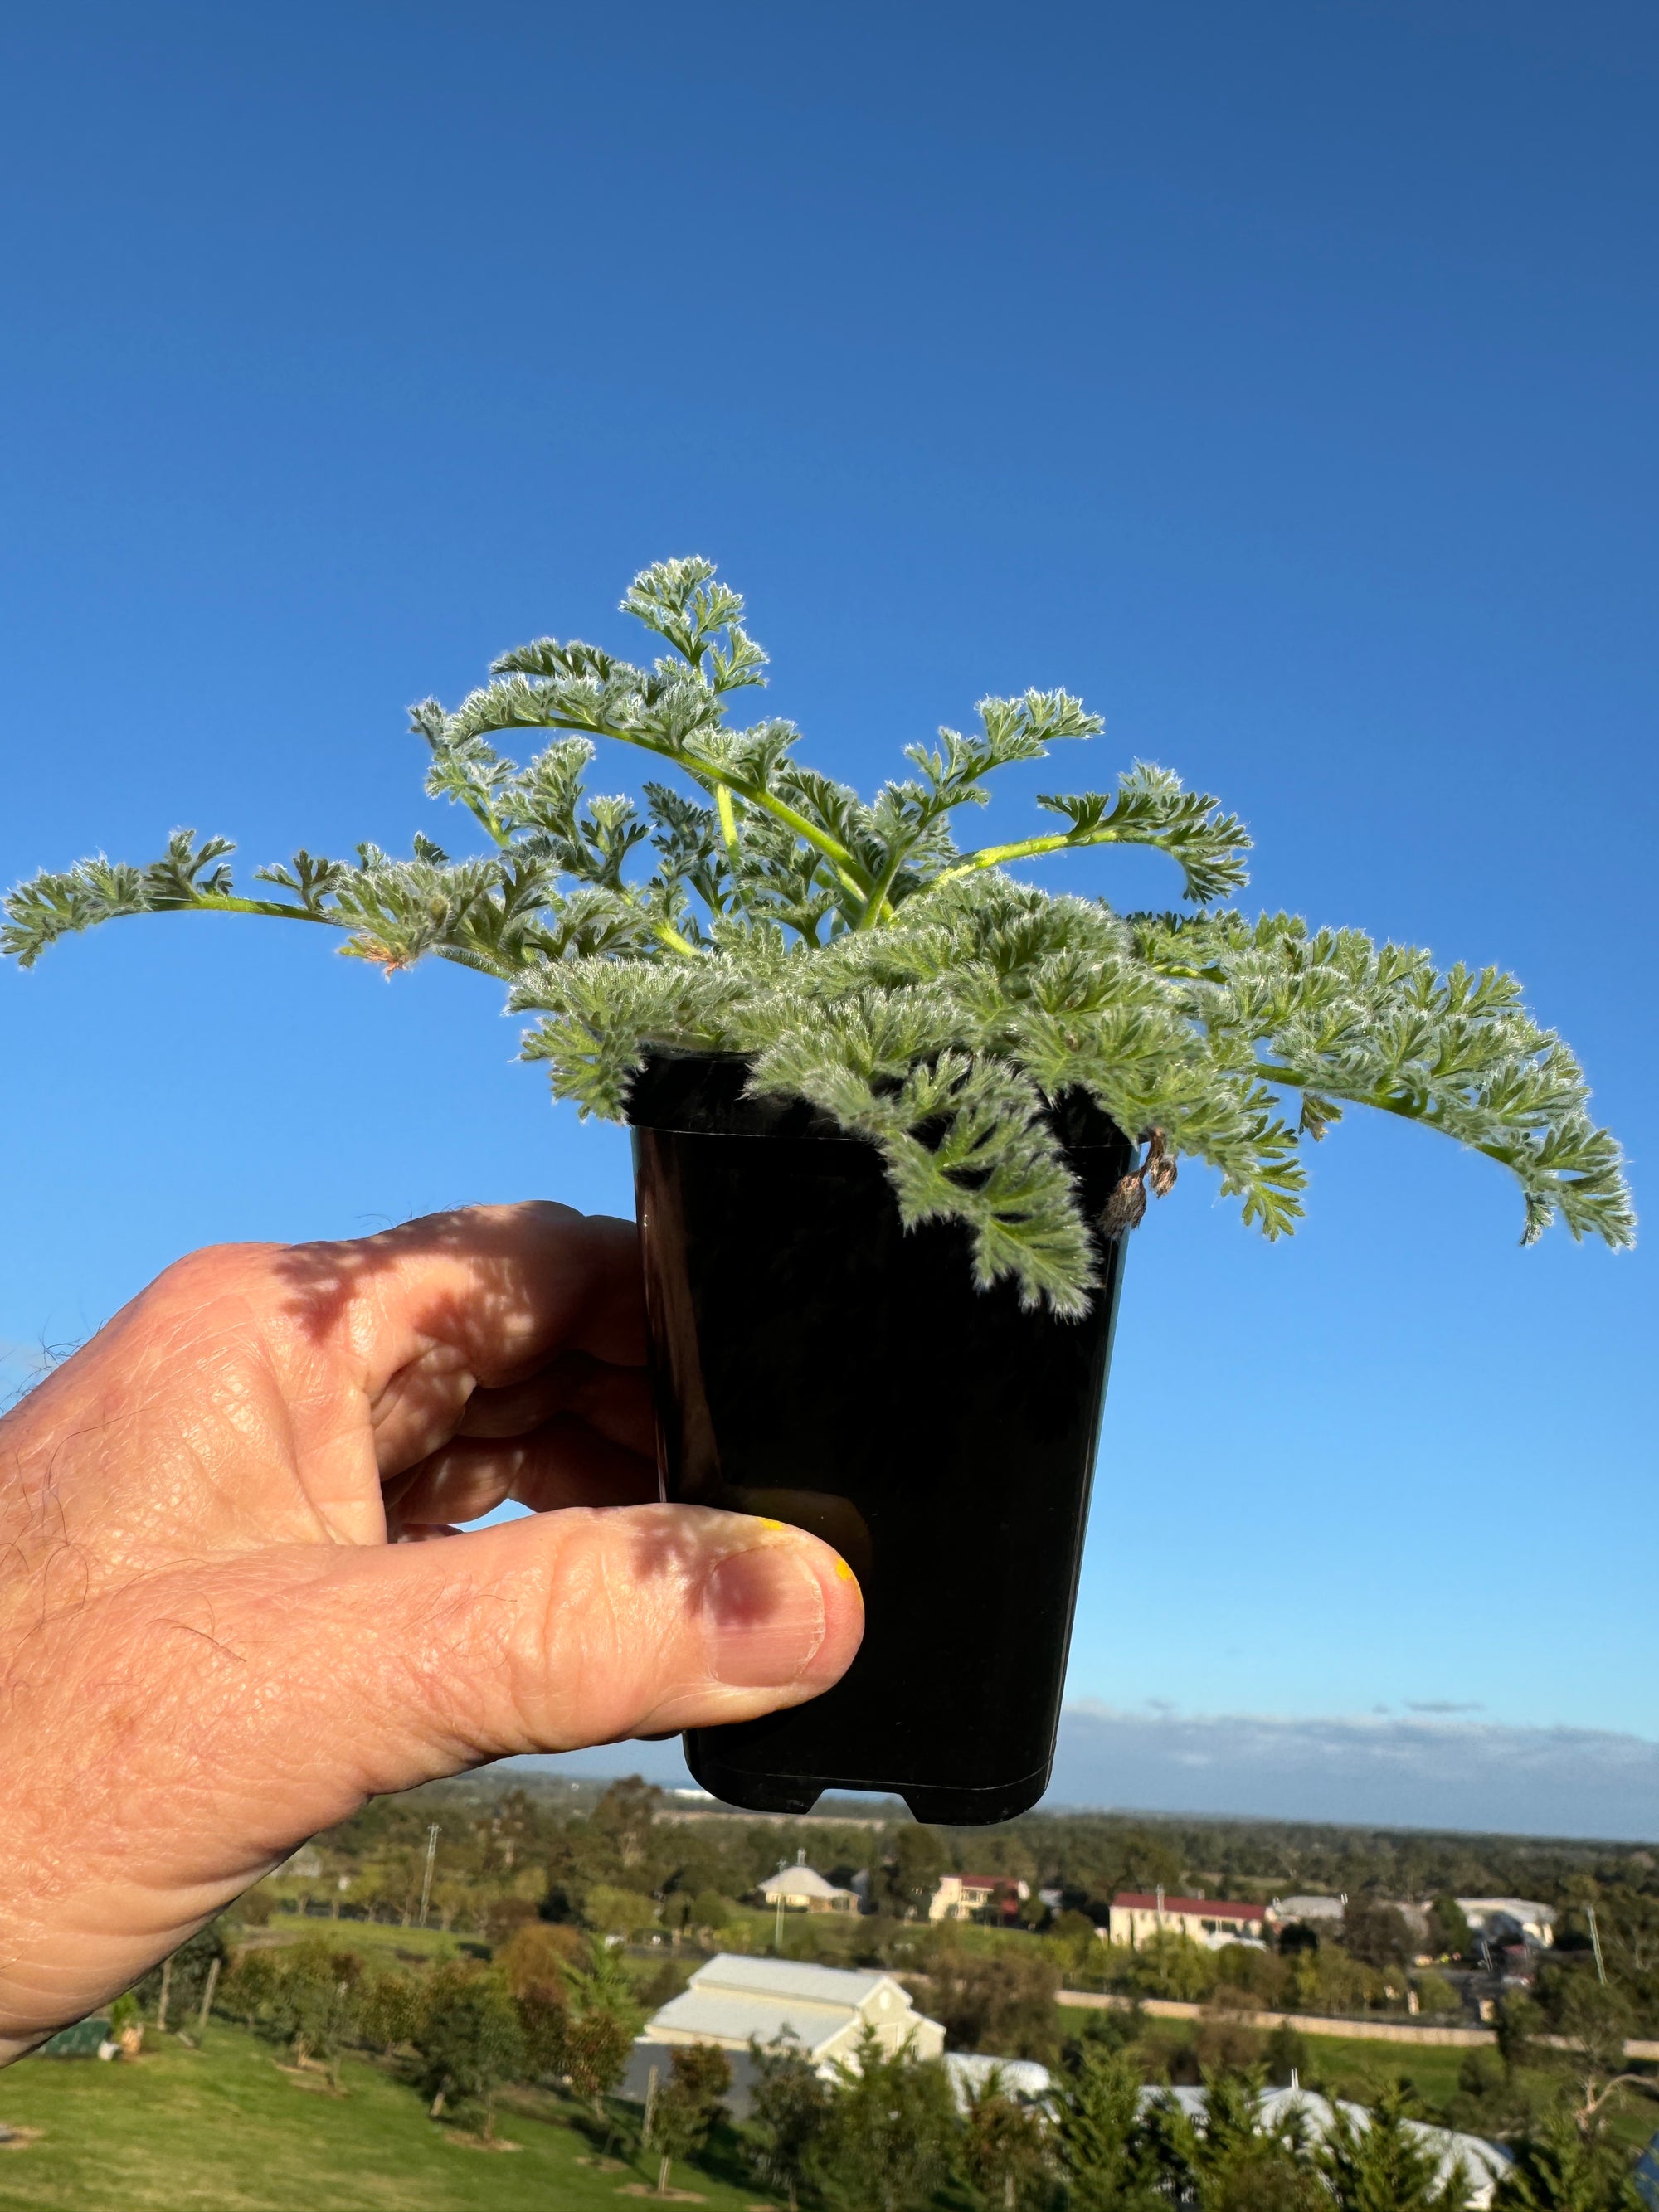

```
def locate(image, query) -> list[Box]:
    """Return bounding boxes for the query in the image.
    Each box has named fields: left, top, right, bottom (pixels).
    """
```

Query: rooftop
left=685, top=1954, right=898, bottom=2007
left=759, top=1865, right=854, bottom=1900
left=1112, top=1893, right=1263, bottom=1920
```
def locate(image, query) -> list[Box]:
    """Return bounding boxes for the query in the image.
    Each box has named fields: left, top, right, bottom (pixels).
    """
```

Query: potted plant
left=4, top=558, right=1632, bottom=1823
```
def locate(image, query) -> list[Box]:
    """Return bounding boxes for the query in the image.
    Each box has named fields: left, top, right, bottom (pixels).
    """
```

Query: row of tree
left=747, top=2025, right=1648, bottom=2212
left=215, top=1928, right=641, bottom=2139
left=275, top=1774, right=1659, bottom=2036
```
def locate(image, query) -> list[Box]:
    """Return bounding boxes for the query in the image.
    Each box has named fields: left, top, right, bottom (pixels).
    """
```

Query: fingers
left=455, top=1349, right=655, bottom=1456
left=382, top=1422, right=657, bottom=1530
left=305, top=1203, right=648, bottom=1386
left=0, top=1505, right=863, bottom=2049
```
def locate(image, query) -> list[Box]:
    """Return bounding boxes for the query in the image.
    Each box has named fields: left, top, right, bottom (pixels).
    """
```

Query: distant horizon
left=499, top=1701, right=1659, bottom=1846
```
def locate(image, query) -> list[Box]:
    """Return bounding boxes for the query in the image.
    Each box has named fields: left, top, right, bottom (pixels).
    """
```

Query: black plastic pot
left=628, top=1051, right=1134, bottom=1826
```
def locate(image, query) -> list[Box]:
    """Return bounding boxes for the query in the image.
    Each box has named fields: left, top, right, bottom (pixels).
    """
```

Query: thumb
left=310, top=1503, right=865, bottom=1790
left=0, top=1508, right=861, bottom=2055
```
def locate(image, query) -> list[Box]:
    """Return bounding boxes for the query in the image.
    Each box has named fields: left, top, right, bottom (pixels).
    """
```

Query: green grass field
left=0, top=2023, right=777, bottom=2212
left=255, top=1916, right=469, bottom=1962
left=1285, top=2030, right=1657, bottom=2156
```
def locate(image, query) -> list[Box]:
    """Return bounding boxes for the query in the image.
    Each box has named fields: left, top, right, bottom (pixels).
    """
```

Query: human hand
left=0, top=1203, right=862, bottom=2063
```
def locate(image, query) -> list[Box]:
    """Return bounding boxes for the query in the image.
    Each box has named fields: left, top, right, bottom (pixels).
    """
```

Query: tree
left=558, top=1932, right=644, bottom=2118
left=270, top=1940, right=363, bottom=2088
left=564, top=2009, right=630, bottom=2106
left=1130, top=1929, right=1220, bottom=2003
left=1049, top=2041, right=1156, bottom=2212
left=562, top=1972, right=635, bottom=2116
left=689, top=1889, right=735, bottom=1935
left=1052, top=1908, right=1101, bottom=1963
left=1497, top=1993, right=1547, bottom=2076
left=960, top=2069, right=1051, bottom=2211
left=881, top=1826, right=947, bottom=1920
left=481, top=1895, right=538, bottom=1947
left=514, top=1984, right=567, bottom=2083
left=502, top=1919, right=583, bottom=1996
left=1547, top=1972, right=1640, bottom=2126
left=1340, top=1899, right=1413, bottom=1972
left=918, top=1947, right=1060, bottom=2064
left=591, top=1776, right=664, bottom=1872
left=1317, top=2085, right=1468, bottom=2212
left=134, top=1923, right=231, bottom=2030
left=1414, top=1971, right=1462, bottom=2017
left=356, top=1969, right=422, bottom=2057
left=646, top=2043, right=732, bottom=2198
left=747, top=2037, right=831, bottom=2212
left=1493, top=2113, right=1646, bottom=2211
left=813, top=2027, right=960, bottom=2212
left=1265, top=2020, right=1312, bottom=2085
left=216, top=1947, right=284, bottom=2029
left=583, top=1883, right=659, bottom=1939
left=415, top=1964, right=526, bottom=2139
left=1190, top=2069, right=1324, bottom=2212
left=10, top=558, right=1631, bottom=1315
left=1428, top=1897, right=1472, bottom=1961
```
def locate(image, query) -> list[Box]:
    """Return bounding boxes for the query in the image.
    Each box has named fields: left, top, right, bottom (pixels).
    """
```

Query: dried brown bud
left=1144, top=1128, right=1178, bottom=1198
left=1101, top=1172, right=1149, bottom=1237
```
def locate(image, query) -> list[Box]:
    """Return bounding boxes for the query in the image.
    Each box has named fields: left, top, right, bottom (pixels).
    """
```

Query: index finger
left=274, top=1202, right=648, bottom=1396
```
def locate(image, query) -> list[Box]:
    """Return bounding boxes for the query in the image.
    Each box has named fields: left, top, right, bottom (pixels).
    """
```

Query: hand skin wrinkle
left=0, top=1205, right=862, bottom=2064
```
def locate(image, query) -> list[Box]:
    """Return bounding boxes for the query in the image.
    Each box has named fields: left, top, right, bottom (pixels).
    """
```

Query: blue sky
left=2, top=3, right=1655, bottom=1796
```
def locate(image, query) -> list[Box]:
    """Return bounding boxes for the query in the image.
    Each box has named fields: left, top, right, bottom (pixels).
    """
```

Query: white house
left=1456, top=1898, right=1556, bottom=1949
left=929, top=1873, right=1030, bottom=1923
left=759, top=1853, right=859, bottom=1914
left=639, top=1953, right=946, bottom=2069
left=1108, top=1890, right=1267, bottom=1948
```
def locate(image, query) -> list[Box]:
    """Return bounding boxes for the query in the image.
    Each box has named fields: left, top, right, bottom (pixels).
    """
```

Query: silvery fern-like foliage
left=3, top=557, right=1632, bottom=1313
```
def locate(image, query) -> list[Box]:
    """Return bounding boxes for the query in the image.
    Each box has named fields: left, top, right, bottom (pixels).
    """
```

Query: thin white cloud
left=503, top=1707, right=1659, bottom=1840
left=1053, top=1705, right=1659, bottom=1840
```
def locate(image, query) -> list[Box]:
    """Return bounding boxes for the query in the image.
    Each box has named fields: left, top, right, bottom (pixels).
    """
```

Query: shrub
left=961, top=2069, right=1052, bottom=2210
left=1427, top=1896, right=1472, bottom=1962
left=688, top=1889, right=736, bottom=1934
left=1413, top=1971, right=1462, bottom=2016
left=356, top=1969, right=423, bottom=2055
left=917, top=1946, right=1061, bottom=2064
left=501, top=1920, right=583, bottom=1996
left=1264, top=2020, right=1311, bottom=2086
left=1340, top=1900, right=1413, bottom=1971
left=812, top=2028, right=959, bottom=2212
left=414, top=1963, right=526, bottom=2137
left=647, top=2040, right=733, bottom=2195
left=582, top=1883, right=659, bottom=1938
left=747, top=2038, right=832, bottom=2212
left=562, top=2006, right=633, bottom=2108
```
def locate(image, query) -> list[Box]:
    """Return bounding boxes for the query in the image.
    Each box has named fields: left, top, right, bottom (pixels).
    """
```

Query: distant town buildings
left=758, top=1851, right=859, bottom=1914
left=1108, top=1889, right=1267, bottom=1948
left=1455, top=1898, right=1556, bottom=1949
left=1265, top=1893, right=1347, bottom=1928
left=929, top=1873, right=1030, bottom=1923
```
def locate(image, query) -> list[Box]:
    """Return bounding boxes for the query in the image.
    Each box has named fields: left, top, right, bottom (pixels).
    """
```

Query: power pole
left=418, top=1823, right=440, bottom=1929
left=1586, top=1903, right=1608, bottom=1986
